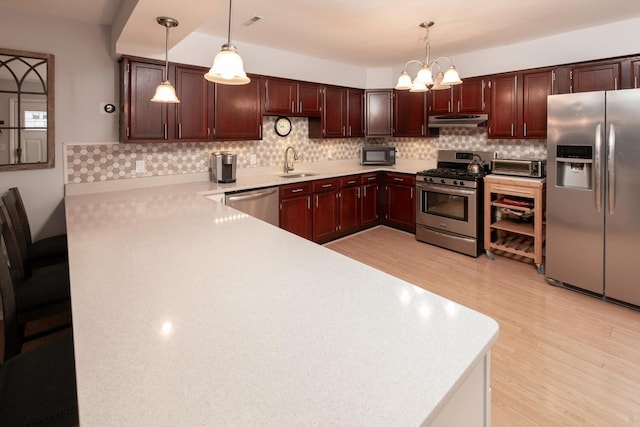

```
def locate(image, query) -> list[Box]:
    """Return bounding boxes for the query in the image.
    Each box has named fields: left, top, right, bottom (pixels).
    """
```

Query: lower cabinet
left=279, top=182, right=313, bottom=240
left=279, top=172, right=411, bottom=243
left=312, top=178, right=339, bottom=243
left=384, top=172, right=416, bottom=233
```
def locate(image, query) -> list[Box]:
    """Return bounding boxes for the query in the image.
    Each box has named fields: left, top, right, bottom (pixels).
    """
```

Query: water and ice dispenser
left=555, top=145, right=592, bottom=189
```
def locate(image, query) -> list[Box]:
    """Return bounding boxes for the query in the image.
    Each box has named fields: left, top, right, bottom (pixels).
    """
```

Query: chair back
left=0, top=201, right=25, bottom=281
left=0, top=213, right=21, bottom=363
left=1, top=188, right=30, bottom=266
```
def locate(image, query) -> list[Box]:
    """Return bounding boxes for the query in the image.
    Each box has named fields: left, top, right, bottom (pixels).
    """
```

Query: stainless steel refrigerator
left=546, top=89, right=640, bottom=307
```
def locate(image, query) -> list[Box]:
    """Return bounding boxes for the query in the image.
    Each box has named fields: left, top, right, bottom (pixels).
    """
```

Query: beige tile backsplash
left=66, top=116, right=547, bottom=184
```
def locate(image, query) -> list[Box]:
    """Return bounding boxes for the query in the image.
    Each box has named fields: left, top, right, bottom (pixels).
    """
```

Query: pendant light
left=395, top=21, right=462, bottom=93
left=204, top=0, right=250, bottom=85
left=151, top=17, right=180, bottom=103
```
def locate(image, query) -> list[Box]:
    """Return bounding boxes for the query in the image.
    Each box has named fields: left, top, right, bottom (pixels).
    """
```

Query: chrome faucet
left=284, top=146, right=298, bottom=173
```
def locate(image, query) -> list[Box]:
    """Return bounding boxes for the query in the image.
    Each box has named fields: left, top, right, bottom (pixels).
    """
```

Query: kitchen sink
left=278, top=173, right=318, bottom=178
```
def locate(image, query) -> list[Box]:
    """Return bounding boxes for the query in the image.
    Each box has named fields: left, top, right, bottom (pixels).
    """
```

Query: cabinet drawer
left=386, top=172, right=415, bottom=186
left=280, top=182, right=312, bottom=199
left=339, top=175, right=360, bottom=188
left=360, top=173, right=378, bottom=184
left=487, top=184, right=536, bottom=198
left=313, top=178, right=338, bottom=192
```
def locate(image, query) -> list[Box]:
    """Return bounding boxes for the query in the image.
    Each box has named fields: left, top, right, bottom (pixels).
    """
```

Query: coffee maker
left=209, top=152, right=237, bottom=183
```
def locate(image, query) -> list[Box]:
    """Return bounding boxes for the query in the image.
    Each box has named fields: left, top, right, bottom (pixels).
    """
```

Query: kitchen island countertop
left=65, top=171, right=498, bottom=426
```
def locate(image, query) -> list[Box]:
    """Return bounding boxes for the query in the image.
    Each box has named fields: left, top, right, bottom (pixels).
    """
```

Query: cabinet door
left=214, top=76, right=262, bottom=140
left=365, top=90, right=393, bottom=136
left=264, top=77, right=295, bottom=114
left=297, top=82, right=323, bottom=116
left=630, top=59, right=640, bottom=89
left=280, top=196, right=312, bottom=240
left=387, top=183, right=415, bottom=232
left=313, top=191, right=339, bottom=242
left=455, top=77, right=486, bottom=114
left=430, top=88, right=453, bottom=114
left=123, top=59, right=170, bottom=142
left=339, top=186, right=360, bottom=235
left=489, top=74, right=518, bottom=138
left=323, top=86, right=347, bottom=137
left=361, top=182, right=378, bottom=228
left=175, top=65, right=210, bottom=141
left=394, top=90, right=426, bottom=137
left=347, top=88, right=364, bottom=137
left=522, top=70, right=552, bottom=139
left=571, top=61, right=621, bottom=93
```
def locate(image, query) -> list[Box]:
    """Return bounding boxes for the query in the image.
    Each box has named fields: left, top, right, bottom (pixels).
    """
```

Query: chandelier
left=395, top=21, right=462, bottom=92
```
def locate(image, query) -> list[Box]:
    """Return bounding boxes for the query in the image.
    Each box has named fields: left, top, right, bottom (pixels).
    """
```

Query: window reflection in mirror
left=0, top=48, right=54, bottom=171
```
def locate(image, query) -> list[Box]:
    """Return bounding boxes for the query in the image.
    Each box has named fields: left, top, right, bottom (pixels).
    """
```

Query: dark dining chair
left=0, top=203, right=72, bottom=354
left=0, top=248, right=78, bottom=425
left=2, top=187, right=67, bottom=276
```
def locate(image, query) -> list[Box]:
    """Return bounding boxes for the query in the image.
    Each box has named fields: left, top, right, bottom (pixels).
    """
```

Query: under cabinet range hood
left=428, top=114, right=488, bottom=128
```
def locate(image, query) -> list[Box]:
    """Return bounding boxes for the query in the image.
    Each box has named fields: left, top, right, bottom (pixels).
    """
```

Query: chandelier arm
left=402, top=59, right=425, bottom=72
left=431, top=56, right=454, bottom=68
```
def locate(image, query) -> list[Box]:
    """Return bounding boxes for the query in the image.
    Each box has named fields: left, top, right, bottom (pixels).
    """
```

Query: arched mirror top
left=0, top=48, right=54, bottom=171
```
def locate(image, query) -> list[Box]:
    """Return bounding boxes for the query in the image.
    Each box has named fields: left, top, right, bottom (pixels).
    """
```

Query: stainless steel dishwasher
left=224, top=186, right=279, bottom=226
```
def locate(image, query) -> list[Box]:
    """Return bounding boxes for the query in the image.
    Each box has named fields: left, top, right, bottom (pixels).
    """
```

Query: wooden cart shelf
left=484, top=175, right=546, bottom=273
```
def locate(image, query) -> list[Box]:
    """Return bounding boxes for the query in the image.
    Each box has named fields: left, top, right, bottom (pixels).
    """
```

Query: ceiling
left=4, top=0, right=640, bottom=67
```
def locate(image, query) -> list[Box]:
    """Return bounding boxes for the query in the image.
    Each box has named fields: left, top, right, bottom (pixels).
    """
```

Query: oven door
left=416, top=182, right=477, bottom=238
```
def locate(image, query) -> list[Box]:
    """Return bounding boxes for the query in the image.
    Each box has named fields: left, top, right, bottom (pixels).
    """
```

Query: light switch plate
left=250, top=153, right=257, bottom=165
left=135, top=160, right=146, bottom=173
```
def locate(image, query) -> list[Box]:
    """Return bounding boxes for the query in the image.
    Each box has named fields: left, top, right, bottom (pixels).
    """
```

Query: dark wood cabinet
left=312, top=178, right=339, bottom=243
left=489, top=70, right=552, bottom=139
left=365, top=90, right=393, bottom=136
left=394, top=90, right=427, bottom=137
left=630, top=58, right=640, bottom=89
left=308, top=85, right=347, bottom=138
left=279, top=182, right=313, bottom=240
left=121, top=57, right=172, bottom=142
left=360, top=173, right=379, bottom=228
left=570, top=60, right=621, bottom=93
left=428, top=77, right=487, bottom=115
left=338, top=176, right=361, bottom=235
left=264, top=77, right=322, bottom=116
left=174, top=64, right=211, bottom=142
left=384, top=173, right=416, bottom=233
left=346, top=88, right=365, bottom=137
left=213, top=75, right=262, bottom=140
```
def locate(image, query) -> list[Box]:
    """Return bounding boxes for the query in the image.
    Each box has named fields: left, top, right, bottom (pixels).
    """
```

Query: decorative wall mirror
left=0, top=48, right=54, bottom=171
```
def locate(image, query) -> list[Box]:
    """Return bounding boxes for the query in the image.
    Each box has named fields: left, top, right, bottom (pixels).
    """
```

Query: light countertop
left=65, top=161, right=498, bottom=426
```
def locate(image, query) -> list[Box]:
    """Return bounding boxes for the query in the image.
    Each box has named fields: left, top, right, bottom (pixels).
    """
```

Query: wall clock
left=274, top=116, right=292, bottom=137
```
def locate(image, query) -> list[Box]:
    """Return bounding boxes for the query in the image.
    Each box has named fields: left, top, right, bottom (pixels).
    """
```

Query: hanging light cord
left=163, top=23, right=170, bottom=81
left=226, top=0, right=233, bottom=44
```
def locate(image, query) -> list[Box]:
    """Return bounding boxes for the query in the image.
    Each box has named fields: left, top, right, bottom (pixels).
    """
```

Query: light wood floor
left=325, top=226, right=640, bottom=427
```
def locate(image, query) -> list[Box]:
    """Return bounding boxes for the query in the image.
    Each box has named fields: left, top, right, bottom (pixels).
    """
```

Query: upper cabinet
left=213, top=75, right=263, bottom=141
left=309, top=85, right=365, bottom=138
left=263, top=77, right=322, bottom=116
left=488, top=69, right=553, bottom=139
left=569, top=60, right=621, bottom=93
left=121, top=56, right=262, bottom=143
left=346, top=88, right=365, bottom=137
left=631, top=58, right=640, bottom=89
left=365, top=90, right=393, bottom=136
left=429, top=77, right=488, bottom=115
left=393, top=90, right=427, bottom=137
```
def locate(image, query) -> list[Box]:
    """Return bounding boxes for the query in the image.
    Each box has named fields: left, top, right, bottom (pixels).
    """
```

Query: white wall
left=1, top=8, right=119, bottom=239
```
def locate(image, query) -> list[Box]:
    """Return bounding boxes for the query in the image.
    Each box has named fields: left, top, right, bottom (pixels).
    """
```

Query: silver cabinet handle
left=291, top=188, right=303, bottom=193
left=523, top=122, right=527, bottom=137
left=315, top=194, right=319, bottom=209
left=322, top=183, right=333, bottom=188
left=410, top=187, right=413, bottom=199
left=363, top=186, right=367, bottom=197
left=292, top=101, right=295, bottom=113
left=347, top=180, right=357, bottom=185
left=393, top=177, right=404, bottom=182
left=226, top=188, right=278, bottom=202
left=164, top=123, right=168, bottom=139
left=357, top=187, right=361, bottom=198
left=607, top=123, right=615, bottom=215
left=594, top=123, right=602, bottom=213
left=511, top=123, right=514, bottom=137
left=307, top=196, right=310, bottom=210
left=457, top=100, right=460, bottom=113
left=299, top=101, right=302, bottom=113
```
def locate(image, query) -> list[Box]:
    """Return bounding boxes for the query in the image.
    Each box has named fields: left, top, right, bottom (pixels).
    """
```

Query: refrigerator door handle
left=607, top=123, right=616, bottom=215
left=594, top=123, right=602, bottom=213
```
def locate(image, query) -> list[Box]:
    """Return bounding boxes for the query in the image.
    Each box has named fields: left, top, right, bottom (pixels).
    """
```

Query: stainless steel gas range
left=415, top=150, right=494, bottom=257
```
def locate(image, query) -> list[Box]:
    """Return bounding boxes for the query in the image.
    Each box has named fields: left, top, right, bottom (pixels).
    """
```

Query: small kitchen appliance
left=491, top=158, right=546, bottom=178
left=360, top=145, right=396, bottom=166
left=210, top=152, right=237, bottom=183
left=415, top=150, right=494, bottom=257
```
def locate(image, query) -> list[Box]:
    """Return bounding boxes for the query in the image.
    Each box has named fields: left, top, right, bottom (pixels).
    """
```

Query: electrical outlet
left=250, top=153, right=257, bottom=165
left=327, top=150, right=333, bottom=160
left=135, top=160, right=146, bottom=173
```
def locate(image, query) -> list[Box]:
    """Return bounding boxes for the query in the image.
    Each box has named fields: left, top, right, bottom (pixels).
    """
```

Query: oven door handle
left=416, top=182, right=477, bottom=197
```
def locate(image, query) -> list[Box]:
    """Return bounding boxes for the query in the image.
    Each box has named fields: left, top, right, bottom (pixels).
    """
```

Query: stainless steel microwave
left=491, top=158, right=546, bottom=178
left=360, top=145, right=396, bottom=166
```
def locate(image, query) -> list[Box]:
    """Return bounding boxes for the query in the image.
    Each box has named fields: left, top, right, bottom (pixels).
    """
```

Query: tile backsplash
left=66, top=116, right=547, bottom=184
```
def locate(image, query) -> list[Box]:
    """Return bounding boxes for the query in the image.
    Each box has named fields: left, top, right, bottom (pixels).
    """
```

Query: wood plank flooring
left=325, top=226, right=640, bottom=427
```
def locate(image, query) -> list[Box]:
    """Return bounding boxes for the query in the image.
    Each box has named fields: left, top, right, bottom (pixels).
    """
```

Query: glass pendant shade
left=414, top=66, right=434, bottom=85
left=395, top=71, right=413, bottom=90
left=441, top=65, right=463, bottom=85
left=151, top=81, right=180, bottom=103
left=430, top=72, right=451, bottom=90
left=409, top=81, right=428, bottom=92
left=204, top=44, right=250, bottom=85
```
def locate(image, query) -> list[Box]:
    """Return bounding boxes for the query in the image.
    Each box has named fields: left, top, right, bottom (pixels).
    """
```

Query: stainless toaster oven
left=491, top=158, right=546, bottom=178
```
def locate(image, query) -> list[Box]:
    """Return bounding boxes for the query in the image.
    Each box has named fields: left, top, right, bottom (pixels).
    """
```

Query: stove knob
left=452, top=180, right=457, bottom=185
left=459, top=181, right=465, bottom=186
left=440, top=179, right=446, bottom=184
